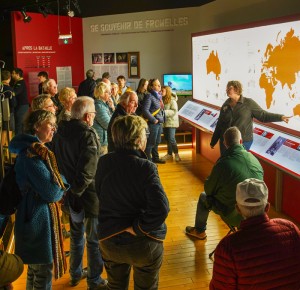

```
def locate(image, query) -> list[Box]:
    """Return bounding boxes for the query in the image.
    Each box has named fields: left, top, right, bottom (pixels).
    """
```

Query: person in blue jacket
left=9, top=110, right=69, bottom=290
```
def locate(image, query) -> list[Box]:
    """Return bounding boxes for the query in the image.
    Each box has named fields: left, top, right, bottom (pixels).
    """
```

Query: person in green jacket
left=186, top=126, right=263, bottom=240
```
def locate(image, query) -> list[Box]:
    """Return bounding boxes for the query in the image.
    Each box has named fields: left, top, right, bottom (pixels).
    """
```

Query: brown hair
left=162, top=86, right=172, bottom=104
left=227, top=80, right=243, bottom=95
left=31, top=94, right=51, bottom=111
left=136, top=78, right=148, bottom=93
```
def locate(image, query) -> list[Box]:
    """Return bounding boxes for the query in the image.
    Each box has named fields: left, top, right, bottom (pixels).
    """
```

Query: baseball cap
left=236, top=178, right=268, bottom=207
left=102, top=72, right=111, bottom=79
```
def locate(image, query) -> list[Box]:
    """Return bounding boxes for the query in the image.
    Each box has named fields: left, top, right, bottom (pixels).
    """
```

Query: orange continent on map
left=260, top=28, right=300, bottom=109
left=206, top=50, right=221, bottom=80
left=293, top=104, right=300, bottom=117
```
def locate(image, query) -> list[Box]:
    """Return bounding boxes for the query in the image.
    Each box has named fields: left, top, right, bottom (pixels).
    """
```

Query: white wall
left=82, top=0, right=300, bottom=86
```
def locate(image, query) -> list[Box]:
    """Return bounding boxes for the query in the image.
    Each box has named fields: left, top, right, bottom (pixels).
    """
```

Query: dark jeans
left=69, top=215, right=105, bottom=288
left=26, top=263, right=53, bottom=290
left=163, top=127, right=178, bottom=155
left=145, top=123, right=162, bottom=161
left=100, top=235, right=163, bottom=290
left=194, top=192, right=210, bottom=232
left=194, top=192, right=243, bottom=231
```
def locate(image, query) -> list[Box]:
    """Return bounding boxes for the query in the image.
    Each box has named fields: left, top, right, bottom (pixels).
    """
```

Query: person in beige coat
left=161, top=86, right=181, bottom=162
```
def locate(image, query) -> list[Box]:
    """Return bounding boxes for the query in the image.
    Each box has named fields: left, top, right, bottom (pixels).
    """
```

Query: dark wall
left=0, top=12, right=13, bottom=70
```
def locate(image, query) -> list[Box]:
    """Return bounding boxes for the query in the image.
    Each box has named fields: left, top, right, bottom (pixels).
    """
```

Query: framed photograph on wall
left=128, top=52, right=140, bottom=78
left=104, top=53, right=115, bottom=64
left=116, top=52, right=128, bottom=64
left=92, top=53, right=103, bottom=64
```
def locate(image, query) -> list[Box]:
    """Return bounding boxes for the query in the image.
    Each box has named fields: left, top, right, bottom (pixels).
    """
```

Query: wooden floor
left=12, top=148, right=296, bottom=289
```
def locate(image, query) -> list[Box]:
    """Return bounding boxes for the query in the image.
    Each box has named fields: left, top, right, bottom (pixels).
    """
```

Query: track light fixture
left=67, top=10, right=75, bottom=17
left=21, top=9, right=32, bottom=23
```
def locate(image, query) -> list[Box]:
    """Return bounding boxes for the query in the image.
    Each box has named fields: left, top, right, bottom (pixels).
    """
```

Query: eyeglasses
left=49, top=123, right=58, bottom=130
left=87, top=111, right=96, bottom=115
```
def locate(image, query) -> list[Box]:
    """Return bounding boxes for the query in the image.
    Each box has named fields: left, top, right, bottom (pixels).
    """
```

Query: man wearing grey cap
left=210, top=178, right=300, bottom=289
left=77, top=69, right=96, bottom=98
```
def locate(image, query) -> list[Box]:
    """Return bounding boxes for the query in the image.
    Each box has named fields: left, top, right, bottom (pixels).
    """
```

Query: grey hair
left=119, top=91, right=137, bottom=106
left=86, top=69, right=95, bottom=78
left=112, top=115, right=147, bottom=150
left=23, top=109, right=56, bottom=135
left=237, top=203, right=267, bottom=219
left=71, top=96, right=95, bottom=120
left=42, top=78, right=56, bottom=93
left=224, top=126, right=242, bottom=147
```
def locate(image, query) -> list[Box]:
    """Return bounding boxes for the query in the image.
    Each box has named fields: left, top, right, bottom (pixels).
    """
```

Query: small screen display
left=163, top=74, right=193, bottom=96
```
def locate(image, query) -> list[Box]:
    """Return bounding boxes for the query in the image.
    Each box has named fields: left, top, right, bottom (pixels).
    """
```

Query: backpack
left=0, top=161, right=22, bottom=216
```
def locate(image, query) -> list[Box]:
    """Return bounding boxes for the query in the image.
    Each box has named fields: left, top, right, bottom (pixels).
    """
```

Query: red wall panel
left=11, top=11, right=84, bottom=102
left=282, top=174, right=300, bottom=222
left=259, top=160, right=277, bottom=205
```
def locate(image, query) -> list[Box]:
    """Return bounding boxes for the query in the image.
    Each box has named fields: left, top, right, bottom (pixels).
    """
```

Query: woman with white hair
left=57, top=87, right=77, bottom=123
left=93, top=82, right=113, bottom=155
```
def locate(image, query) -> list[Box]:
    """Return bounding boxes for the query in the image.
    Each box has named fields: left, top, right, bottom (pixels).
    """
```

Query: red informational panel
left=282, top=174, right=300, bottom=222
left=11, top=11, right=84, bottom=102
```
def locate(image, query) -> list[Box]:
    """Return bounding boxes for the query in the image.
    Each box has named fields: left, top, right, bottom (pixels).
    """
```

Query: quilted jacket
left=210, top=213, right=300, bottom=289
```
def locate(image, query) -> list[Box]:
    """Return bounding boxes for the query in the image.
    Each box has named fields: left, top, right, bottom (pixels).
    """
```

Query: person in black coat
left=52, top=97, right=107, bottom=289
left=77, top=69, right=96, bottom=98
left=96, top=115, right=169, bottom=290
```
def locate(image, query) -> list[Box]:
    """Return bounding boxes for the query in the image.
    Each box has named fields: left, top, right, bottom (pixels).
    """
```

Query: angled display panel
left=192, top=15, right=300, bottom=137
left=178, top=101, right=300, bottom=179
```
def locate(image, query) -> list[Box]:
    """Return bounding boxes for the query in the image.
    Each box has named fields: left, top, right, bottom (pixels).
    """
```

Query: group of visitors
left=1, top=69, right=300, bottom=290
left=0, top=69, right=174, bottom=290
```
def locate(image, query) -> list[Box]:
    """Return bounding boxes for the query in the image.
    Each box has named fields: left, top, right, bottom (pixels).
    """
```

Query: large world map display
left=192, top=18, right=300, bottom=134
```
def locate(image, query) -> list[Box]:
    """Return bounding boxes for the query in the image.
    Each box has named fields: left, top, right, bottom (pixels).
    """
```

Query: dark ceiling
left=0, top=0, right=214, bottom=18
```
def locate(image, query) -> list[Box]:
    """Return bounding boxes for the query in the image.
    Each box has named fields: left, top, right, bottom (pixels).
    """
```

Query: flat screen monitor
left=163, top=74, right=192, bottom=96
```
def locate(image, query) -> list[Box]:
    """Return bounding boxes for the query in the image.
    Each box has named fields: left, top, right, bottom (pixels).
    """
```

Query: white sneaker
left=162, top=154, right=173, bottom=161
left=175, top=153, right=181, bottom=162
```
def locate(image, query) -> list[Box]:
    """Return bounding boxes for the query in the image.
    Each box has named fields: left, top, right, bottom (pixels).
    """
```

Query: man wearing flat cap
left=210, top=178, right=300, bottom=289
